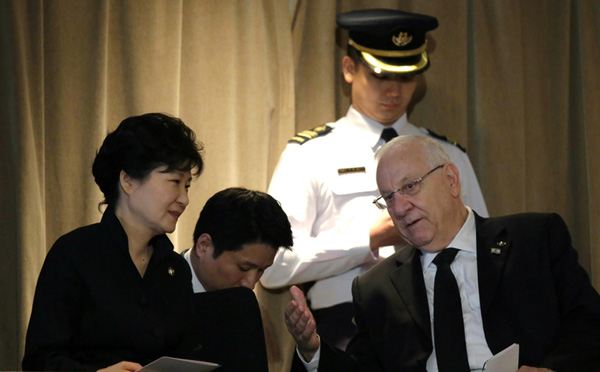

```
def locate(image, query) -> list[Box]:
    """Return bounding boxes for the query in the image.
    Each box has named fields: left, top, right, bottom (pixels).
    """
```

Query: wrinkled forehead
left=376, top=146, right=428, bottom=186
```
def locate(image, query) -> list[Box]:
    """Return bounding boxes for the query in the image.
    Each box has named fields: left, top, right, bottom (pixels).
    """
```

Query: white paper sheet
left=484, top=343, right=519, bottom=372
left=137, top=356, right=220, bottom=372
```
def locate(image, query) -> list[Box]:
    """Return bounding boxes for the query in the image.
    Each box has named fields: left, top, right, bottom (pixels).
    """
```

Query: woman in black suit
left=22, top=113, right=204, bottom=372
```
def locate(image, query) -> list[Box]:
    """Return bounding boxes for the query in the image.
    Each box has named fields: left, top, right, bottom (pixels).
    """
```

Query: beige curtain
left=1, top=0, right=598, bottom=371
left=0, top=0, right=295, bottom=369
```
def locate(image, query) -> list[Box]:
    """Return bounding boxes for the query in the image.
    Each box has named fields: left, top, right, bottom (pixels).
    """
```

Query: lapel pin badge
left=168, top=267, right=175, bottom=276
left=490, top=241, right=507, bottom=255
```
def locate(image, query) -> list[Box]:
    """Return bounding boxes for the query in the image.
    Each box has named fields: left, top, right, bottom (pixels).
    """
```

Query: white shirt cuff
left=296, top=336, right=321, bottom=372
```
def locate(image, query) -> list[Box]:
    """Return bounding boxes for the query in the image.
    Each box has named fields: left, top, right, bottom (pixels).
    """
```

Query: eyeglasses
left=373, top=164, right=445, bottom=209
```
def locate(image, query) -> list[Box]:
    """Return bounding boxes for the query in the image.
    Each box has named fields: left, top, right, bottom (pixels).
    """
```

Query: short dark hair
left=92, top=113, right=204, bottom=208
left=347, top=44, right=362, bottom=65
left=193, top=187, right=293, bottom=258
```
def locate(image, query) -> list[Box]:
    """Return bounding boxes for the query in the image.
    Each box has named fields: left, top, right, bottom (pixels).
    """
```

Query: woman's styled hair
left=92, top=113, right=204, bottom=208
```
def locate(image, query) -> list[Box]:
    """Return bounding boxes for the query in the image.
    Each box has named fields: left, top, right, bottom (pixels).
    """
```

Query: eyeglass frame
left=373, top=164, right=445, bottom=209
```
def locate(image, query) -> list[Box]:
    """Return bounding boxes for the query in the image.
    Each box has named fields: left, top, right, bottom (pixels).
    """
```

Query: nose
left=177, top=186, right=189, bottom=208
left=240, top=271, right=261, bottom=290
left=389, top=193, right=413, bottom=217
left=385, top=79, right=403, bottom=97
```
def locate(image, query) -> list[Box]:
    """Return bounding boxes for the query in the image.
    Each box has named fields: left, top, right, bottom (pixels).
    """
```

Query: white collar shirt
left=345, top=105, right=419, bottom=152
left=184, top=249, right=206, bottom=293
left=421, top=207, right=493, bottom=371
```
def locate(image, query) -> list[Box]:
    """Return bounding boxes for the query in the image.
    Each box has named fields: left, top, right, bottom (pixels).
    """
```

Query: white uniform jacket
left=261, top=106, right=488, bottom=309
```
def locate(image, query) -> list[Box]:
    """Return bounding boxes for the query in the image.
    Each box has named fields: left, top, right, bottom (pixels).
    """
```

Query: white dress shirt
left=183, top=249, right=206, bottom=293
left=421, top=207, right=493, bottom=371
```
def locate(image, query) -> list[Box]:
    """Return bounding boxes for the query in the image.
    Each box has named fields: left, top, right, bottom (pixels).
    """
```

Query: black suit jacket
left=22, top=210, right=193, bottom=371
left=185, top=287, right=269, bottom=372
left=293, top=212, right=600, bottom=372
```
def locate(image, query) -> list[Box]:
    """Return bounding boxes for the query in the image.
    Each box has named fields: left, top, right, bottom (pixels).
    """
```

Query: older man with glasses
left=285, top=134, right=600, bottom=372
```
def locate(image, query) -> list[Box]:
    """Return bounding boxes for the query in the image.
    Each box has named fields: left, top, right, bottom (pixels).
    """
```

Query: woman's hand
left=97, top=361, right=143, bottom=372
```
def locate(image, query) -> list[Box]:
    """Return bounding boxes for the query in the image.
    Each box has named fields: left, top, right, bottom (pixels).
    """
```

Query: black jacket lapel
left=474, top=213, right=512, bottom=315
left=390, top=248, right=432, bottom=340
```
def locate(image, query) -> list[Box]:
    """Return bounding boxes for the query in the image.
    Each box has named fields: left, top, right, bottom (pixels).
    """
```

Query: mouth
left=381, top=101, right=401, bottom=110
left=405, top=217, right=422, bottom=229
left=168, top=211, right=182, bottom=220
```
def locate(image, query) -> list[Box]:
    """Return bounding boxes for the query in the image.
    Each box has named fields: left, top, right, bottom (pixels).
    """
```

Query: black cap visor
left=358, top=50, right=429, bottom=76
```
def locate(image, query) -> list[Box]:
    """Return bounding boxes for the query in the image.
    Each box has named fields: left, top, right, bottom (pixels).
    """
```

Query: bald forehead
left=377, top=146, right=429, bottom=190
left=376, top=135, right=449, bottom=170
left=378, top=141, right=426, bottom=169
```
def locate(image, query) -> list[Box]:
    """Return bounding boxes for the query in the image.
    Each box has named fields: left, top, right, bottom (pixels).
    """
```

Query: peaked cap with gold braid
left=337, top=9, right=438, bottom=76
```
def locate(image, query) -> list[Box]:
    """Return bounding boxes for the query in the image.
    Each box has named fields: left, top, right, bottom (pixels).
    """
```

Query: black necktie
left=380, top=127, right=398, bottom=143
left=433, top=248, right=470, bottom=372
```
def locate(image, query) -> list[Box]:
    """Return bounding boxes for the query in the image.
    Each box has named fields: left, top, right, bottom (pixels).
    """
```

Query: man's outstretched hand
left=285, top=285, right=320, bottom=362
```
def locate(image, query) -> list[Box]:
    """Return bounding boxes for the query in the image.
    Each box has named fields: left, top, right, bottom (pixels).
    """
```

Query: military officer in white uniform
left=261, top=8, right=488, bottom=350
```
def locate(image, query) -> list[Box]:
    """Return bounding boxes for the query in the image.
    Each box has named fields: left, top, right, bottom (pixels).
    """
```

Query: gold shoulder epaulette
left=288, top=125, right=333, bottom=144
left=424, top=128, right=467, bottom=153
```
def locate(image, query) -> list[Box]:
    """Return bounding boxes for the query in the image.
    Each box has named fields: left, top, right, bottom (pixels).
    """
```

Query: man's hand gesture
left=285, top=285, right=320, bottom=362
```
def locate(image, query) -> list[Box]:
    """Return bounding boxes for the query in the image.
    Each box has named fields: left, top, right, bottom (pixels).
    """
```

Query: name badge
left=338, top=167, right=366, bottom=175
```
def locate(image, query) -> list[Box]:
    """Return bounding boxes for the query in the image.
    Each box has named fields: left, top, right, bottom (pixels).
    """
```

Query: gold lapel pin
left=168, top=267, right=175, bottom=276
left=490, top=241, right=507, bottom=254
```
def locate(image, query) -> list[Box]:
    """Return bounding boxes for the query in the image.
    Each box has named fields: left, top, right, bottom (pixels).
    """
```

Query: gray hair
left=374, top=134, right=450, bottom=167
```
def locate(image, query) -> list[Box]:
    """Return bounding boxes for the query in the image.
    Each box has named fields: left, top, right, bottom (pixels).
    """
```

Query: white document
left=484, top=343, right=519, bottom=372
left=137, top=356, right=220, bottom=372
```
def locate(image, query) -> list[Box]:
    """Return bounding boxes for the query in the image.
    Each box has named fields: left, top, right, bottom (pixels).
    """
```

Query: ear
left=119, top=170, right=136, bottom=196
left=444, top=163, right=462, bottom=198
left=342, top=56, right=357, bottom=84
left=194, top=233, right=214, bottom=258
